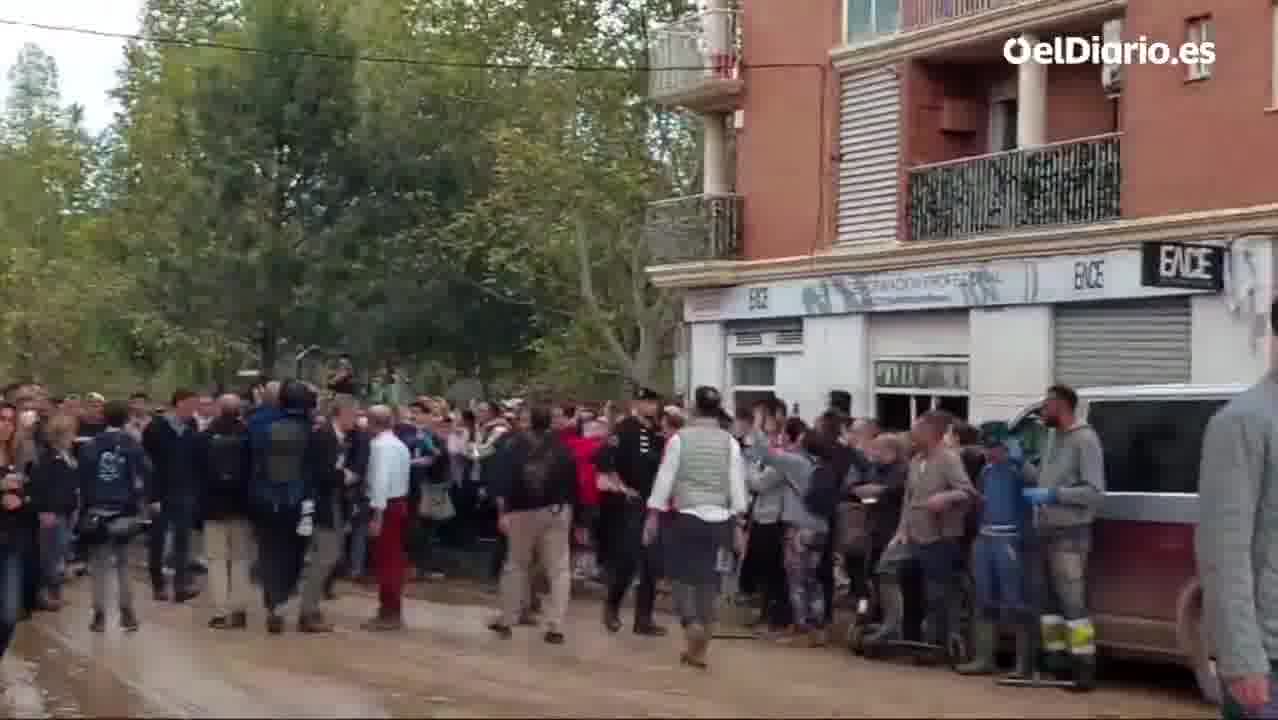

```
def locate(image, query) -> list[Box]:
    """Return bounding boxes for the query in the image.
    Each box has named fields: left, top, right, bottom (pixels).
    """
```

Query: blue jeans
left=0, top=546, right=23, bottom=657
left=39, top=517, right=71, bottom=591
left=349, top=505, right=370, bottom=578
left=971, top=532, right=1028, bottom=619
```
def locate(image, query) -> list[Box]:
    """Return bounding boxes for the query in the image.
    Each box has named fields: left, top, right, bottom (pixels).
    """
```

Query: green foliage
left=1, top=0, right=701, bottom=396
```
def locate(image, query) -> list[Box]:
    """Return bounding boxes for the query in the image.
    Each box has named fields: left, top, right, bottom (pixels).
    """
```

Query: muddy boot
left=680, top=623, right=709, bottom=669
left=864, top=579, right=904, bottom=645
left=1005, top=620, right=1038, bottom=681
left=1070, top=653, right=1098, bottom=692
left=956, top=620, right=997, bottom=675
left=120, top=607, right=139, bottom=632
left=298, top=611, right=334, bottom=633
left=602, top=604, right=622, bottom=633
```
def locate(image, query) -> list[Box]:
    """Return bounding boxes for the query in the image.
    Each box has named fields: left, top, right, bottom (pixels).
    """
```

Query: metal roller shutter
left=1053, top=298, right=1191, bottom=388
left=836, top=68, right=900, bottom=245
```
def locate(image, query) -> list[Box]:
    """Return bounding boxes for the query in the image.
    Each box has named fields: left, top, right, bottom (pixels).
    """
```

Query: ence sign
left=1140, top=242, right=1225, bottom=292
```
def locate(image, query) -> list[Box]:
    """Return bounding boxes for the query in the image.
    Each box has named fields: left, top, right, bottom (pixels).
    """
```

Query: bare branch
left=574, top=214, right=638, bottom=379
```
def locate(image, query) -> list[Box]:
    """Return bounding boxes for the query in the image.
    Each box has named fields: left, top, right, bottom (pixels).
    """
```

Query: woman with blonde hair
left=0, top=402, right=33, bottom=657
left=30, top=412, right=79, bottom=611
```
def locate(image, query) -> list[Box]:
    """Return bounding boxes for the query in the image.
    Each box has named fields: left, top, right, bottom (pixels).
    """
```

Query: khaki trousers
left=205, top=517, right=256, bottom=615
left=500, top=506, right=572, bottom=631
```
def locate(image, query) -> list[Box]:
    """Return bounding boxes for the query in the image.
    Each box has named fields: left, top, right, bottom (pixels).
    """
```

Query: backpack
left=802, top=460, right=841, bottom=519
left=520, top=433, right=557, bottom=504
left=208, top=431, right=245, bottom=495
left=87, top=435, right=136, bottom=509
left=252, top=416, right=309, bottom=511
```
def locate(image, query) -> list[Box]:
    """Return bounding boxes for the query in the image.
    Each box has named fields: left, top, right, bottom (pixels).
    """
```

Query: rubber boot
left=864, top=579, right=903, bottom=645
left=956, top=620, right=997, bottom=675
left=1005, top=618, right=1038, bottom=681
left=1070, top=653, right=1098, bottom=692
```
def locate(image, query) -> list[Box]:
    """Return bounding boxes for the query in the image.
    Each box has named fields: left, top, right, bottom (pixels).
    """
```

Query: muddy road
left=0, top=572, right=1212, bottom=718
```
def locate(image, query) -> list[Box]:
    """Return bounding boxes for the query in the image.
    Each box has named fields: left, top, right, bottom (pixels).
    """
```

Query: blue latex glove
left=1023, top=487, right=1055, bottom=507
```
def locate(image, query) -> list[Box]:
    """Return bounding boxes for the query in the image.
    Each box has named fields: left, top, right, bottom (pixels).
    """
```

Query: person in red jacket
left=567, top=417, right=607, bottom=581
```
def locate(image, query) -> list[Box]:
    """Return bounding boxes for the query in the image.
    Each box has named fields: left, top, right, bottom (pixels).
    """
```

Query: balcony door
left=846, top=0, right=900, bottom=43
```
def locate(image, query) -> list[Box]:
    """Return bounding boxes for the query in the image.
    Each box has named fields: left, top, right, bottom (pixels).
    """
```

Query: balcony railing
left=648, top=8, right=742, bottom=108
left=643, top=193, right=742, bottom=263
left=907, top=133, right=1121, bottom=242
left=902, top=0, right=1016, bottom=31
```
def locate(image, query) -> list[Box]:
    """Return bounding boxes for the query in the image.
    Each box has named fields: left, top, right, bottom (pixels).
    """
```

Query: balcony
left=643, top=193, right=742, bottom=264
left=902, top=0, right=1015, bottom=32
left=907, top=133, right=1121, bottom=242
left=647, top=9, right=743, bottom=112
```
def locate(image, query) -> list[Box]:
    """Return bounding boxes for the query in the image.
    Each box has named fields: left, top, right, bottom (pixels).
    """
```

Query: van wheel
left=1178, top=586, right=1222, bottom=706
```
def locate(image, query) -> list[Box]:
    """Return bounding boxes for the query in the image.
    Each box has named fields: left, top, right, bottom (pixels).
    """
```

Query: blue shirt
left=978, top=459, right=1028, bottom=531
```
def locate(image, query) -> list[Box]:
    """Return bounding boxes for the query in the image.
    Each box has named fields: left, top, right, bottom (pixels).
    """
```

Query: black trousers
left=605, top=501, right=662, bottom=625
left=148, top=500, right=194, bottom=592
left=750, top=522, right=791, bottom=628
left=21, top=521, right=40, bottom=612
left=257, top=517, right=300, bottom=612
left=820, top=528, right=837, bottom=624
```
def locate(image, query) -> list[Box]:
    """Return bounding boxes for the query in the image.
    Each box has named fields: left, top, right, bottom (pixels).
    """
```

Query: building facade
left=646, top=0, right=1278, bottom=429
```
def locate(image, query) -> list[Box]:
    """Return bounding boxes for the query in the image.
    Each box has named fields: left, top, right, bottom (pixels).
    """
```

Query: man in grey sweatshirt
left=1024, top=383, right=1106, bottom=690
left=1199, top=317, right=1278, bottom=717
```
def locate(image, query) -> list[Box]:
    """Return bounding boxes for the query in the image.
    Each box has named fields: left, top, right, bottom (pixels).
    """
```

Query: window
left=874, top=394, right=968, bottom=432
left=989, top=98, right=1019, bottom=152
left=1186, top=17, right=1213, bottom=80
left=1085, top=399, right=1227, bottom=494
left=731, top=356, right=775, bottom=386
left=846, top=0, right=900, bottom=42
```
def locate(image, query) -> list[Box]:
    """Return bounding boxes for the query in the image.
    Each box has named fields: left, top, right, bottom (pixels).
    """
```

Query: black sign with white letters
left=1140, top=242, right=1225, bottom=291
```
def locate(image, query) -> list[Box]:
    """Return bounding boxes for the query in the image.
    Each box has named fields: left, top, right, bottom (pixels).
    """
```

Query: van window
left=1086, top=399, right=1227, bottom=494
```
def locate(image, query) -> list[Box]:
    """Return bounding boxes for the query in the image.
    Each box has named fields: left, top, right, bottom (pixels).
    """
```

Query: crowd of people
left=0, top=372, right=1108, bottom=684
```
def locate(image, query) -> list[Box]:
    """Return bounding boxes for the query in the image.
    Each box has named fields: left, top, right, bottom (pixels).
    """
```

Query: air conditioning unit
left=1101, top=18, right=1123, bottom=97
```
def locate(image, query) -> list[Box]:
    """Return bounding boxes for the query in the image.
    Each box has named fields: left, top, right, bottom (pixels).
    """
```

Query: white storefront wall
left=683, top=239, right=1275, bottom=424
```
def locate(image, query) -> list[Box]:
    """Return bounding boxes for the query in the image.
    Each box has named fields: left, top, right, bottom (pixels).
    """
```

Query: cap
left=635, top=387, right=661, bottom=402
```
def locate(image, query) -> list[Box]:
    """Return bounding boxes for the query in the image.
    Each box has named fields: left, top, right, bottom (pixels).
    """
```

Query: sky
left=0, top=1, right=144, bottom=131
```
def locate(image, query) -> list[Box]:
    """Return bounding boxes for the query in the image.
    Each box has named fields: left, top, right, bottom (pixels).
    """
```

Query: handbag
left=419, top=482, right=457, bottom=522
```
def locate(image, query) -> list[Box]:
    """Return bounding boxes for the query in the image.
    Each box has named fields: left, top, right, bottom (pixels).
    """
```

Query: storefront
left=724, top=318, right=804, bottom=415
left=869, top=311, right=970, bottom=430
left=1054, top=297, right=1192, bottom=388
left=683, top=239, right=1268, bottom=425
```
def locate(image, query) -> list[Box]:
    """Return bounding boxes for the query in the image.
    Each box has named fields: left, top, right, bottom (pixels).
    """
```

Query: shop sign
left=874, top=360, right=968, bottom=391
left=687, top=248, right=1220, bottom=322
left=1140, top=241, right=1224, bottom=291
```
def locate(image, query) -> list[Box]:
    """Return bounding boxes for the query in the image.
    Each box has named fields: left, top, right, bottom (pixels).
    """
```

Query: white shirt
left=647, top=432, right=749, bottom=523
left=366, top=429, right=410, bottom=510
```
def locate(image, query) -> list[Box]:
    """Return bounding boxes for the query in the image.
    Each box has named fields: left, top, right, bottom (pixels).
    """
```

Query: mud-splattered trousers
left=1033, top=525, right=1095, bottom=664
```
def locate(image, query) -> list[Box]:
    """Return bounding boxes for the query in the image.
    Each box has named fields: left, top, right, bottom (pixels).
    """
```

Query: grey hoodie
left=759, top=449, right=826, bottom=534
left=1033, top=423, right=1105, bottom=530
left=1198, top=374, right=1278, bottom=678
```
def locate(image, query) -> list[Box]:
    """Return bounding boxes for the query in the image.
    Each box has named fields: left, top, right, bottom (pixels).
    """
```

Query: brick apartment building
left=645, top=0, right=1278, bottom=430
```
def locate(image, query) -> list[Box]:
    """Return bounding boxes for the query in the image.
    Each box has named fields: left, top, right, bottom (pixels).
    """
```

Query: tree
left=437, top=0, right=700, bottom=393
left=0, top=44, right=128, bottom=388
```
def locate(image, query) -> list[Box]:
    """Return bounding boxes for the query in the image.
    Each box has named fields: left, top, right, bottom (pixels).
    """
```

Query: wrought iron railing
left=907, top=133, right=1121, bottom=242
left=643, top=193, right=742, bottom=263
left=648, top=8, right=741, bottom=100
left=902, top=0, right=1016, bottom=30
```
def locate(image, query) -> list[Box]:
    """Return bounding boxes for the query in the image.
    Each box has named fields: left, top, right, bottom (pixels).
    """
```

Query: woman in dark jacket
left=0, top=403, right=34, bottom=657
left=29, top=412, right=80, bottom=611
